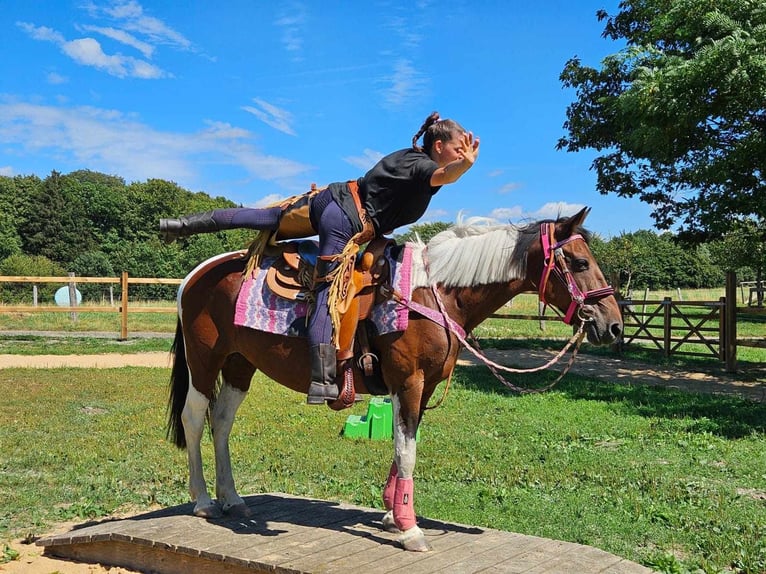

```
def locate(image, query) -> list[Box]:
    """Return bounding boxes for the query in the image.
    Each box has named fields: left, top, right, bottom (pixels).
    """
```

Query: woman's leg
left=159, top=207, right=282, bottom=243
left=306, top=196, right=355, bottom=404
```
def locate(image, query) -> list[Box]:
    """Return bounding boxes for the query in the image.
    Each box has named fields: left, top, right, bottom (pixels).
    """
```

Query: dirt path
left=0, top=352, right=172, bottom=369
left=1, top=349, right=763, bottom=573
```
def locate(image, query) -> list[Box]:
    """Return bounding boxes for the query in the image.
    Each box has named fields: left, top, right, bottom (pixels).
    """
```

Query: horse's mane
left=408, top=215, right=590, bottom=289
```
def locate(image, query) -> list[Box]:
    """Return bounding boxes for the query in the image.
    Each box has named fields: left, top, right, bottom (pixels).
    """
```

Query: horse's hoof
left=381, top=510, right=400, bottom=533
left=224, top=503, right=252, bottom=518
left=194, top=503, right=223, bottom=519
left=398, top=526, right=431, bottom=552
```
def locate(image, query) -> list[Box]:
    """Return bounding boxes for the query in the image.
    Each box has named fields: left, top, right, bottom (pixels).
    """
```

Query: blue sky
left=1, top=1, right=657, bottom=238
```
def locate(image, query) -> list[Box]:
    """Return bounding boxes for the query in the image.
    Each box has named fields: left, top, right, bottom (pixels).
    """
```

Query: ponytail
left=412, top=111, right=464, bottom=155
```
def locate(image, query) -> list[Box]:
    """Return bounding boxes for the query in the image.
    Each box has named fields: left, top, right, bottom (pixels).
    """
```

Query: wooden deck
left=38, top=493, right=652, bottom=574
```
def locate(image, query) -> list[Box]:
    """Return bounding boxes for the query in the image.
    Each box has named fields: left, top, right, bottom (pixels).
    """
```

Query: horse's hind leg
left=211, top=354, right=256, bottom=518
left=182, top=384, right=221, bottom=518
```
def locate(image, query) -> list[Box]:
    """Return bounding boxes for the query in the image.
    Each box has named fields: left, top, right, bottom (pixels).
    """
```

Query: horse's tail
left=166, top=318, right=189, bottom=449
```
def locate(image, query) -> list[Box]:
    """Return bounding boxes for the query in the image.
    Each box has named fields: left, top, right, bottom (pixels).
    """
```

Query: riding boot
left=159, top=211, right=219, bottom=243
left=307, top=343, right=339, bottom=404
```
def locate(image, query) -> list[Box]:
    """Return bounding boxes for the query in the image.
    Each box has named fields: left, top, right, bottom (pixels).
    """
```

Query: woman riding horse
left=160, top=112, right=480, bottom=405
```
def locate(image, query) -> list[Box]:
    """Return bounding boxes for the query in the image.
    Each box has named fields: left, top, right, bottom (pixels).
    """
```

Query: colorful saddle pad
left=234, top=243, right=414, bottom=337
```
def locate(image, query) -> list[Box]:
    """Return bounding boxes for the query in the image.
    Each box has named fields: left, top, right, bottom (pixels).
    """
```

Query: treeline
left=0, top=170, right=252, bottom=301
left=0, top=170, right=756, bottom=302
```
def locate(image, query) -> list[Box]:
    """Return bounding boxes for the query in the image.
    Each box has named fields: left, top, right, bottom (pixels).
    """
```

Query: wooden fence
left=0, top=271, right=761, bottom=373
left=0, top=272, right=181, bottom=340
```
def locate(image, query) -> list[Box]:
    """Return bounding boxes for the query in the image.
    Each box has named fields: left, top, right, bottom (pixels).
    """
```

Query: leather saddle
left=263, top=237, right=395, bottom=400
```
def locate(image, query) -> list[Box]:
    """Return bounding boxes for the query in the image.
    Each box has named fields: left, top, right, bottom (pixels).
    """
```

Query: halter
left=538, top=222, right=614, bottom=325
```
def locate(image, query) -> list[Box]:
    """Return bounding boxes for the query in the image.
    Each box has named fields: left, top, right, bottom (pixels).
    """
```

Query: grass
left=0, top=288, right=764, bottom=572
left=0, top=334, right=172, bottom=355
left=0, top=366, right=764, bottom=573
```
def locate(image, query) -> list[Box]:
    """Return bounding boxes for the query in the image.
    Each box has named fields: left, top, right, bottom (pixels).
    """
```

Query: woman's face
left=431, top=133, right=463, bottom=167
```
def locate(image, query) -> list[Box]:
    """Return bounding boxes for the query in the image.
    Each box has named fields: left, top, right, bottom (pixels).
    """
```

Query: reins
left=418, top=222, right=614, bottom=404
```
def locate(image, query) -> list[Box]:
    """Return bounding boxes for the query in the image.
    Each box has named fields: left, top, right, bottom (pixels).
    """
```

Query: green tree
left=394, top=221, right=453, bottom=244
left=709, top=217, right=766, bottom=303
left=70, top=250, right=116, bottom=302
left=559, top=0, right=766, bottom=242
left=0, top=254, right=67, bottom=303
left=19, top=171, right=95, bottom=264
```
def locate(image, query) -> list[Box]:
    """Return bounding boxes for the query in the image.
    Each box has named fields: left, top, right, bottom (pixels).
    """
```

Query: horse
left=166, top=206, right=623, bottom=552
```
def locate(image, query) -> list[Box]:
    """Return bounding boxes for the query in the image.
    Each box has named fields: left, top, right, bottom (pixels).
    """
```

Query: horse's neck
left=447, top=280, right=529, bottom=333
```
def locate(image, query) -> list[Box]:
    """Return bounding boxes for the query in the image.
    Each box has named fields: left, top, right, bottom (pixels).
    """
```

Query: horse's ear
left=561, top=207, right=590, bottom=235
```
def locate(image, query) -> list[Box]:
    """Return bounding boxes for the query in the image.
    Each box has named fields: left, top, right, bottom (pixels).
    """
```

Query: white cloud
left=81, top=24, right=155, bottom=58
left=46, top=72, right=68, bottom=85
left=18, top=21, right=168, bottom=79
left=498, top=182, right=523, bottom=194
left=251, top=193, right=287, bottom=208
left=16, top=22, right=64, bottom=43
left=88, top=0, right=192, bottom=50
left=384, top=59, right=428, bottom=108
left=274, top=2, right=307, bottom=60
left=242, top=99, right=296, bottom=136
left=530, top=201, right=586, bottom=220
left=489, top=206, right=524, bottom=222
left=0, top=100, right=310, bottom=187
left=344, top=149, right=384, bottom=172
left=0, top=166, right=14, bottom=176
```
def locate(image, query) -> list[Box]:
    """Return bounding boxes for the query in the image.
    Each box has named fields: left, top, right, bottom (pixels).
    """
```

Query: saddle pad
left=234, top=243, right=414, bottom=337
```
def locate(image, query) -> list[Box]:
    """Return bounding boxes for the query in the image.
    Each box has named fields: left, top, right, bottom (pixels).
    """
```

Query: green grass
left=0, top=334, right=172, bottom=355
left=0, top=365, right=764, bottom=573
left=0, top=302, right=177, bottom=333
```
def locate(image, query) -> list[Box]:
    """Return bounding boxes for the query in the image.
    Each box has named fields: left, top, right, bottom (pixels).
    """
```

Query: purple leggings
left=307, top=190, right=355, bottom=347
left=210, top=207, right=282, bottom=229
left=211, top=194, right=354, bottom=347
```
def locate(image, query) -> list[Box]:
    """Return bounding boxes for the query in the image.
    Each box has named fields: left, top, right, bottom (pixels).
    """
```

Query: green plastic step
left=342, top=397, right=419, bottom=441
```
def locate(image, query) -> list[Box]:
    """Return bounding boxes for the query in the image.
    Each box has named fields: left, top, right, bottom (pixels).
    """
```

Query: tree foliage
left=559, top=0, right=766, bottom=242
left=394, top=221, right=453, bottom=244
left=591, top=229, right=724, bottom=292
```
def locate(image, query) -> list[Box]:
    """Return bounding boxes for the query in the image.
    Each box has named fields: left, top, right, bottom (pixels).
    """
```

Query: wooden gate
left=618, top=297, right=725, bottom=360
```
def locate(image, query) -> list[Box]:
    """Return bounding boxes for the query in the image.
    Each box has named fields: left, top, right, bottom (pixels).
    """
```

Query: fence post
left=68, top=272, right=78, bottom=322
left=725, top=271, right=737, bottom=373
left=663, top=297, right=671, bottom=357
left=120, top=271, right=129, bottom=340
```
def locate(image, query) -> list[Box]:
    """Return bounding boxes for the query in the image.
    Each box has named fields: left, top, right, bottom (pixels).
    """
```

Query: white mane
left=409, top=219, right=528, bottom=289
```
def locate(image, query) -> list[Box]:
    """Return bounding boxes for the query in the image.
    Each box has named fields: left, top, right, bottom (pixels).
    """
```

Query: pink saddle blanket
left=234, top=243, right=413, bottom=337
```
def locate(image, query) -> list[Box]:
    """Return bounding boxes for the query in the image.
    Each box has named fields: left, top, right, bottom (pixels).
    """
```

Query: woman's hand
left=458, top=131, right=480, bottom=165
left=430, top=131, right=481, bottom=186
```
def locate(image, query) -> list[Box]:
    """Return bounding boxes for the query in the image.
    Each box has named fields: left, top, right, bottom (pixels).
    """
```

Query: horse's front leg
left=387, top=390, right=431, bottom=552
left=210, top=382, right=251, bottom=518
left=181, top=385, right=221, bottom=518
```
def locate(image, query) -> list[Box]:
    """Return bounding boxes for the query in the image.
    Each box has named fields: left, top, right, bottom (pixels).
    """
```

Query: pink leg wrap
left=393, top=477, right=416, bottom=531
left=383, top=462, right=398, bottom=511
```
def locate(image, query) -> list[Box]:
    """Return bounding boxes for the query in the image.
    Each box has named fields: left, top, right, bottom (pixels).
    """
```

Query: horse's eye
left=573, top=258, right=589, bottom=272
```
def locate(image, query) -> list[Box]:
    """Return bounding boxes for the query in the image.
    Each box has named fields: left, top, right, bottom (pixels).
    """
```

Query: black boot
left=307, top=343, right=339, bottom=404
left=159, top=211, right=219, bottom=243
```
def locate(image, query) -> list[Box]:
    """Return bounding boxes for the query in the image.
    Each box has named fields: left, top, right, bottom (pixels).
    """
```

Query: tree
left=394, top=221, right=453, bottom=244
left=558, top=0, right=766, bottom=242
left=0, top=254, right=66, bottom=303
left=709, top=217, right=766, bottom=303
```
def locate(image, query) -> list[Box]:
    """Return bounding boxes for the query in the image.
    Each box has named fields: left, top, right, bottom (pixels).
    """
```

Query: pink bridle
left=539, top=222, right=614, bottom=325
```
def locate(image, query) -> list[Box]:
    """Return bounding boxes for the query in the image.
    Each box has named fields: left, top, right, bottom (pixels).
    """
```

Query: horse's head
left=530, top=207, right=622, bottom=345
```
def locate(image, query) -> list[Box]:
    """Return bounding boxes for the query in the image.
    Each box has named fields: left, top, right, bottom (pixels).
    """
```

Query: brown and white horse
left=166, top=207, right=622, bottom=551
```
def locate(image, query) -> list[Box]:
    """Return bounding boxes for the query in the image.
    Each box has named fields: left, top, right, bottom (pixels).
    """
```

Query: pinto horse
left=166, top=207, right=622, bottom=552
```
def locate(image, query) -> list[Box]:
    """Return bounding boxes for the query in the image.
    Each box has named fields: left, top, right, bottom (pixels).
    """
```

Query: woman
left=160, top=112, right=480, bottom=404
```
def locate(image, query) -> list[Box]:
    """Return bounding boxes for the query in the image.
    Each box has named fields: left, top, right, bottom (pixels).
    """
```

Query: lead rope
left=430, top=283, right=586, bottom=395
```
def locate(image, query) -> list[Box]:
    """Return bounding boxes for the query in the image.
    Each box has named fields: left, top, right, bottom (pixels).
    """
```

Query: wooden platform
left=38, top=493, right=652, bottom=574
